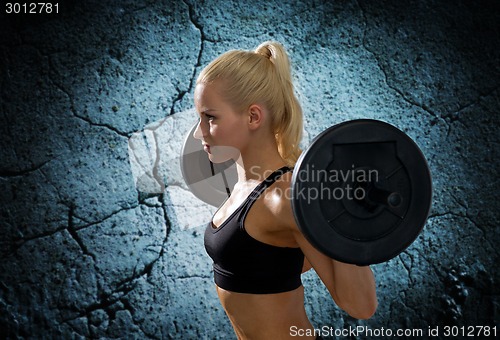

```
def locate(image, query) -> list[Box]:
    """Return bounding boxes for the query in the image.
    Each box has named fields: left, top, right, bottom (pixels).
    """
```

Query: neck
left=234, top=135, right=287, bottom=184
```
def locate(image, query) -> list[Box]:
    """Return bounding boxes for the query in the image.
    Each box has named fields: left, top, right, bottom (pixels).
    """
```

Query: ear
left=247, top=104, right=265, bottom=130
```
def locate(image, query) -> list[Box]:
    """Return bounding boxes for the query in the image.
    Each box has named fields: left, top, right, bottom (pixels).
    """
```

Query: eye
left=206, top=114, right=215, bottom=121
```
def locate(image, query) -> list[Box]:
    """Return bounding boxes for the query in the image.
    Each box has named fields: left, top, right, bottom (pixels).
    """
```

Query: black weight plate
left=292, top=119, right=432, bottom=265
left=180, top=123, right=237, bottom=207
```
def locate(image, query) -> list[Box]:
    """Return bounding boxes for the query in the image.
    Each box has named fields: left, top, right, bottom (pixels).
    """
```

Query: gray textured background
left=1, top=0, right=499, bottom=338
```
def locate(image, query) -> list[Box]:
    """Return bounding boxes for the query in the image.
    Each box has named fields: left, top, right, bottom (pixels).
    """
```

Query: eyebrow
left=200, top=109, right=216, bottom=115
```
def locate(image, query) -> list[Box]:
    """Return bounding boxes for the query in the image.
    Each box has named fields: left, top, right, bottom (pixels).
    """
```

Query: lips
left=203, top=144, right=211, bottom=153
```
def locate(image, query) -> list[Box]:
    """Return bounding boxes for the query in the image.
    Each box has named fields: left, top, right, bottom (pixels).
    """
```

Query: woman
left=193, top=41, right=377, bottom=339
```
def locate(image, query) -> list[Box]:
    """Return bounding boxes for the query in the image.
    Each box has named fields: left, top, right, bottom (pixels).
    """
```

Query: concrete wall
left=1, top=0, right=498, bottom=338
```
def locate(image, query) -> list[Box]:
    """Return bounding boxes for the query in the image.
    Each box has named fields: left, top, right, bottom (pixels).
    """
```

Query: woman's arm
left=273, top=175, right=378, bottom=319
left=292, top=229, right=378, bottom=319
left=329, top=260, right=378, bottom=319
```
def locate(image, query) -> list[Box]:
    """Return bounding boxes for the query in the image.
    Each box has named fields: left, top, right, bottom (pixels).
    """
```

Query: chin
left=208, top=153, right=234, bottom=164
left=208, top=146, right=240, bottom=164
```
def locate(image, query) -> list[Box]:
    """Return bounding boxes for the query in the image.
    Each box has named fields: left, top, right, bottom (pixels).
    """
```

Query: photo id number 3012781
left=5, top=3, right=59, bottom=14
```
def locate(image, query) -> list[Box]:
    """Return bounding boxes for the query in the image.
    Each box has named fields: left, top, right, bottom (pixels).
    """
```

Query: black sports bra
left=204, top=166, right=304, bottom=294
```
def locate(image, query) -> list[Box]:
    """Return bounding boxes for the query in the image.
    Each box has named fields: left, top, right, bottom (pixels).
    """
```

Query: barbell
left=180, top=119, right=432, bottom=265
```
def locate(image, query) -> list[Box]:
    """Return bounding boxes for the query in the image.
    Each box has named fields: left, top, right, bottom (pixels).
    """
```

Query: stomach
left=216, top=285, right=316, bottom=339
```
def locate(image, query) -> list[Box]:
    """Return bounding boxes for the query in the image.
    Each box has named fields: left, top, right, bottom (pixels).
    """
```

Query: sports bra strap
left=240, top=166, right=292, bottom=218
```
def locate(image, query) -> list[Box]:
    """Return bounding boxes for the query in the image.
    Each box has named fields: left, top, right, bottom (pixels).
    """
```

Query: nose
left=193, top=119, right=203, bottom=140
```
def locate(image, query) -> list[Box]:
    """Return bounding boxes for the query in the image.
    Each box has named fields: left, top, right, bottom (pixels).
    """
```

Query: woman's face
left=193, top=81, right=247, bottom=163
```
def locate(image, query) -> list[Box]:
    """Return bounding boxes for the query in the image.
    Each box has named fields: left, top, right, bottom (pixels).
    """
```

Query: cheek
left=207, top=121, right=243, bottom=163
left=212, top=120, right=246, bottom=143
left=210, top=125, right=227, bottom=143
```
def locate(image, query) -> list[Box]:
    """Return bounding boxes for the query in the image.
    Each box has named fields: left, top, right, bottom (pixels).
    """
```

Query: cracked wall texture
left=1, top=0, right=499, bottom=338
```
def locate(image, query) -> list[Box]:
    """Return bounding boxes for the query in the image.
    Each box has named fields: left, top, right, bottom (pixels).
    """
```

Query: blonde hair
left=196, top=41, right=303, bottom=165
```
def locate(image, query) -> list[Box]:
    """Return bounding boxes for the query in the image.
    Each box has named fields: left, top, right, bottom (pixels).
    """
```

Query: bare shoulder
left=262, top=170, right=299, bottom=231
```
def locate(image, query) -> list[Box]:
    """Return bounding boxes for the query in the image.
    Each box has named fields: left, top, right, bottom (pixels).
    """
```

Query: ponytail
left=197, top=41, right=303, bottom=165
left=254, top=42, right=303, bottom=165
